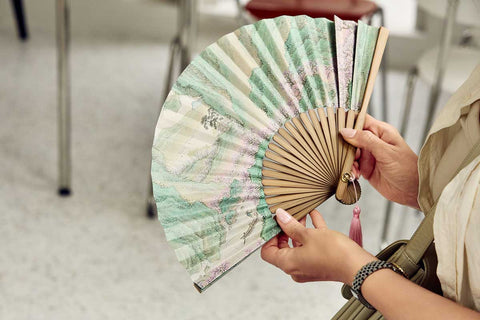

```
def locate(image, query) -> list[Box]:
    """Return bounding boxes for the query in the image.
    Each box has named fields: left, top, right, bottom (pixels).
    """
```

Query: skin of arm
left=261, top=115, right=480, bottom=318
left=261, top=209, right=480, bottom=319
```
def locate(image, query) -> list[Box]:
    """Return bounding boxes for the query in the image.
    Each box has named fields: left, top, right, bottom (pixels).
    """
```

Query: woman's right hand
left=340, top=114, right=420, bottom=209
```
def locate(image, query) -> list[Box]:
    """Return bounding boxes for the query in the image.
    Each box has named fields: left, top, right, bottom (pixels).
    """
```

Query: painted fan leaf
left=152, top=15, right=383, bottom=291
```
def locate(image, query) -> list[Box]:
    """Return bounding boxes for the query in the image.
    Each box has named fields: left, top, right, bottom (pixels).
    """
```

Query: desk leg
left=56, top=0, right=71, bottom=196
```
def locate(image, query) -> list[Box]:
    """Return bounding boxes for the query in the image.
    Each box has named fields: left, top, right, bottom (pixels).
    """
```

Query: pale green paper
left=152, top=16, right=379, bottom=291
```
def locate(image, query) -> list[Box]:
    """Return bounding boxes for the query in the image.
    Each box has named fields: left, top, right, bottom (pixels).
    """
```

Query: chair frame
left=380, top=0, right=460, bottom=248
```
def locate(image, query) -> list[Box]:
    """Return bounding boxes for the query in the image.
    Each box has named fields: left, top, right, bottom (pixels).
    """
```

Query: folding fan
left=152, top=15, right=388, bottom=292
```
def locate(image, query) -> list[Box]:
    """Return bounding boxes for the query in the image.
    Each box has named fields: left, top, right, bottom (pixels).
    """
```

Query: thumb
left=275, top=208, right=307, bottom=244
left=340, top=128, right=388, bottom=156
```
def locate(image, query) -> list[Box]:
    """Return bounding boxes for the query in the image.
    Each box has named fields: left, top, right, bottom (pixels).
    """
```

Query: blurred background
left=0, top=0, right=479, bottom=319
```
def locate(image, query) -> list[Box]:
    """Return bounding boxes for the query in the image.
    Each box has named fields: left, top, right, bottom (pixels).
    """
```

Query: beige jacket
left=418, top=64, right=480, bottom=310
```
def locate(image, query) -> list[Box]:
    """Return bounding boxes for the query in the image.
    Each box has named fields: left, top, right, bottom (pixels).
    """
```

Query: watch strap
left=351, top=260, right=406, bottom=309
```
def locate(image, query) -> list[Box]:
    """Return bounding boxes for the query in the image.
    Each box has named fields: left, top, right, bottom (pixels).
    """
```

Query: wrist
left=350, top=261, right=407, bottom=309
left=343, top=247, right=378, bottom=286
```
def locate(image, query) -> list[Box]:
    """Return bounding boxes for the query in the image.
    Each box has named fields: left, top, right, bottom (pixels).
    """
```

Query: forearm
left=361, top=269, right=480, bottom=319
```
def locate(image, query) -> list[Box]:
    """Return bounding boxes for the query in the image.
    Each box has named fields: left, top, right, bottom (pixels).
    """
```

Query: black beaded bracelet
left=350, top=260, right=407, bottom=309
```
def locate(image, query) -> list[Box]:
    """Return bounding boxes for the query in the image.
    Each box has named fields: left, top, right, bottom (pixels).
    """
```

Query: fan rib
left=292, top=196, right=327, bottom=220
left=308, top=109, right=336, bottom=179
left=325, top=107, right=339, bottom=174
left=336, top=27, right=389, bottom=202
left=337, top=108, right=347, bottom=171
left=264, top=187, right=325, bottom=196
left=288, top=196, right=325, bottom=216
left=262, top=160, right=323, bottom=184
left=264, top=150, right=321, bottom=182
left=261, top=179, right=326, bottom=188
left=272, top=133, right=329, bottom=181
left=277, top=127, right=330, bottom=181
left=267, top=142, right=330, bottom=181
left=291, top=117, right=331, bottom=179
left=299, top=112, right=337, bottom=180
left=341, top=110, right=357, bottom=166
left=313, top=108, right=336, bottom=172
left=153, top=16, right=389, bottom=291
left=283, top=123, right=326, bottom=175
left=268, top=194, right=320, bottom=213
left=261, top=168, right=324, bottom=186
left=265, top=191, right=326, bottom=205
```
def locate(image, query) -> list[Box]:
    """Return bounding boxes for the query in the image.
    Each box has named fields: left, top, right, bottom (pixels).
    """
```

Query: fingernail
left=276, top=208, right=292, bottom=224
left=340, top=128, right=356, bottom=138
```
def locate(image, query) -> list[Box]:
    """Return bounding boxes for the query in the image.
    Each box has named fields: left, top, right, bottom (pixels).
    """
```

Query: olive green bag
left=332, top=141, right=480, bottom=320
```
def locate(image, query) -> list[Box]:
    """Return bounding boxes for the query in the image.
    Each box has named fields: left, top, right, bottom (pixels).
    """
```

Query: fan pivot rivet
left=341, top=172, right=352, bottom=183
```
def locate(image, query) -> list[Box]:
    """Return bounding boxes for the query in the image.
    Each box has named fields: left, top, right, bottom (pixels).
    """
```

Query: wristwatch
left=350, top=260, right=407, bottom=309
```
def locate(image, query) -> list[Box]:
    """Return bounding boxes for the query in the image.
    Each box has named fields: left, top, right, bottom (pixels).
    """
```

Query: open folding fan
left=152, top=15, right=388, bottom=291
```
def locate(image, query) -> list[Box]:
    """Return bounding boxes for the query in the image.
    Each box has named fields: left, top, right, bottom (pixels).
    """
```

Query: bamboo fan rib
left=152, top=15, right=389, bottom=292
left=261, top=110, right=361, bottom=219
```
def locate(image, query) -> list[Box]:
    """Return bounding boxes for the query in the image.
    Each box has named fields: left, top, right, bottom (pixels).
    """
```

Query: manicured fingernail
left=276, top=208, right=292, bottom=224
left=340, top=128, right=356, bottom=138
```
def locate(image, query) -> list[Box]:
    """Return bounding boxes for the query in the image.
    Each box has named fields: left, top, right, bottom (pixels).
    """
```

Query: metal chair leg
left=380, top=66, right=418, bottom=248
left=377, top=8, right=388, bottom=123
left=422, top=0, right=459, bottom=140
left=147, top=181, right=157, bottom=218
left=366, top=7, right=388, bottom=123
left=235, top=0, right=255, bottom=25
left=56, top=0, right=71, bottom=196
left=400, top=68, right=418, bottom=136
left=147, top=0, right=198, bottom=218
left=10, top=0, right=28, bottom=40
left=163, top=36, right=182, bottom=102
left=146, top=37, right=182, bottom=219
left=380, top=1, right=459, bottom=247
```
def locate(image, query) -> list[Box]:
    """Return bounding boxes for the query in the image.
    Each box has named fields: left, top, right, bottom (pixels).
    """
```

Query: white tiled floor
left=0, top=17, right=451, bottom=320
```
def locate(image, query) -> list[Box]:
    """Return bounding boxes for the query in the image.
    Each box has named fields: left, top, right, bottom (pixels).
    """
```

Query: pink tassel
left=349, top=206, right=363, bottom=247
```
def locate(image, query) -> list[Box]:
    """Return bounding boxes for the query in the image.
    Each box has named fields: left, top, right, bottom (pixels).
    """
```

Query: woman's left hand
left=261, top=208, right=377, bottom=285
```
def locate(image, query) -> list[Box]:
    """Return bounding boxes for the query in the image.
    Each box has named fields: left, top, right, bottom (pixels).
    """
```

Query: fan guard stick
left=335, top=27, right=390, bottom=202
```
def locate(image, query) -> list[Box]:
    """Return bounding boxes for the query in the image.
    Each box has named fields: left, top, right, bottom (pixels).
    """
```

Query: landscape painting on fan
left=151, top=15, right=388, bottom=291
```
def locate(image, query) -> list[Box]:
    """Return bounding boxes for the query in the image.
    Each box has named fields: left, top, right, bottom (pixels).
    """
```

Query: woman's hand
left=263, top=209, right=480, bottom=319
left=340, top=115, right=420, bottom=209
left=261, top=208, right=377, bottom=285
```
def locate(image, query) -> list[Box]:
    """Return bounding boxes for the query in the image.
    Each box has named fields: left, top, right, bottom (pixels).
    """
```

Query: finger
left=340, top=127, right=389, bottom=157
left=355, top=148, right=361, bottom=160
left=275, top=208, right=308, bottom=244
left=299, top=216, right=307, bottom=227
left=261, top=240, right=295, bottom=270
left=278, top=233, right=290, bottom=249
left=293, top=217, right=307, bottom=247
left=363, top=114, right=402, bottom=145
left=310, top=209, right=327, bottom=229
left=352, top=162, right=360, bottom=179
left=358, top=149, right=375, bottom=180
left=261, top=236, right=280, bottom=264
